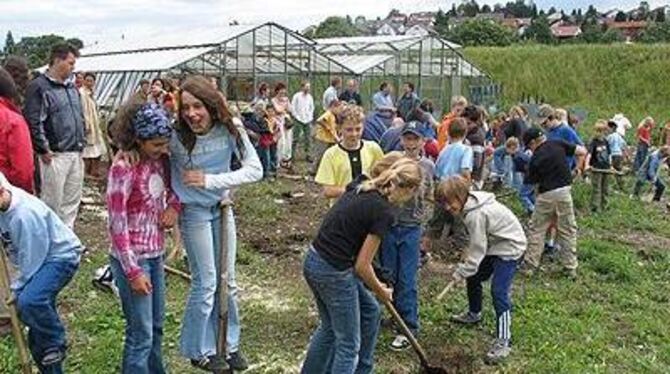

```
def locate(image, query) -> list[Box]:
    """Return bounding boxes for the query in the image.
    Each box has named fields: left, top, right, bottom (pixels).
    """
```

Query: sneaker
left=390, top=334, right=411, bottom=351
left=450, top=311, right=482, bottom=325
left=41, top=348, right=65, bottom=366
left=485, top=339, right=511, bottom=365
left=190, top=357, right=214, bottom=372
left=92, top=265, right=119, bottom=297
left=227, top=350, right=249, bottom=371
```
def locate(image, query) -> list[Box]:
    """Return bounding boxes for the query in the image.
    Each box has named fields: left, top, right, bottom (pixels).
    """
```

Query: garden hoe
left=382, top=299, right=448, bottom=374
left=213, top=200, right=234, bottom=374
left=0, top=244, right=31, bottom=374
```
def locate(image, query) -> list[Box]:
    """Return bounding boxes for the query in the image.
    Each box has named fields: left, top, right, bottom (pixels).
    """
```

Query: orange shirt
left=437, top=112, right=457, bottom=152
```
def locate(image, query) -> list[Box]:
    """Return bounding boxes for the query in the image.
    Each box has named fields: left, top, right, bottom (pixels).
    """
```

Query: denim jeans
left=110, top=256, right=165, bottom=374
left=633, top=178, right=666, bottom=201
left=256, top=144, right=277, bottom=177
left=633, top=142, right=649, bottom=172
left=466, top=256, right=517, bottom=341
left=301, top=248, right=381, bottom=374
left=16, top=260, right=78, bottom=374
left=179, top=206, right=241, bottom=359
left=380, top=225, right=420, bottom=335
left=518, top=183, right=536, bottom=214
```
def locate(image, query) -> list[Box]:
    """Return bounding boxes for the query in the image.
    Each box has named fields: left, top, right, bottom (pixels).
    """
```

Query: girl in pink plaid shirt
left=107, top=101, right=180, bottom=374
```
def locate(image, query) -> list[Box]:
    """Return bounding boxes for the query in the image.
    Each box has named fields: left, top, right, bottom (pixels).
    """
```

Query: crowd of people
left=0, top=42, right=669, bottom=374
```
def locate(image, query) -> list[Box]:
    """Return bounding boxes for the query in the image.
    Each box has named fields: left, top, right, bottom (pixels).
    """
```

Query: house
left=606, top=21, right=648, bottom=39
left=376, top=21, right=399, bottom=36
left=550, top=23, right=582, bottom=39
left=405, top=24, right=431, bottom=36
left=501, top=17, right=532, bottom=35
left=602, top=9, right=622, bottom=20
left=547, top=12, right=564, bottom=25
left=408, top=11, right=436, bottom=26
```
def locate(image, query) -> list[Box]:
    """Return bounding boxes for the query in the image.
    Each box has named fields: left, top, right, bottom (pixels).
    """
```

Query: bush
left=445, top=19, right=516, bottom=47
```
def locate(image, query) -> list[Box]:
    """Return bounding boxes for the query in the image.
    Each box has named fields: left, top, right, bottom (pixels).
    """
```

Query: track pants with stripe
left=466, top=256, right=517, bottom=341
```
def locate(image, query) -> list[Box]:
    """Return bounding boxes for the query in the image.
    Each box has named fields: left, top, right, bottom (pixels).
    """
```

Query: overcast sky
left=1, top=0, right=666, bottom=47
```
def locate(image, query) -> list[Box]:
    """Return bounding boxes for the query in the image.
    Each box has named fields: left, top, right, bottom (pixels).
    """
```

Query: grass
left=465, top=43, right=670, bottom=134
left=1, top=167, right=669, bottom=373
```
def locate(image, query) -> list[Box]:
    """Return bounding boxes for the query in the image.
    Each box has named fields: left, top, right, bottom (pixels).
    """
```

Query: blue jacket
left=379, top=127, right=403, bottom=153
left=24, top=73, right=86, bottom=154
left=362, top=111, right=393, bottom=143
left=546, top=123, right=583, bottom=169
left=638, top=150, right=667, bottom=182
left=0, top=177, right=82, bottom=291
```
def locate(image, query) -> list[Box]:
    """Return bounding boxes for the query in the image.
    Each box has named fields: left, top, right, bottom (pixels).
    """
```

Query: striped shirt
left=107, top=157, right=180, bottom=280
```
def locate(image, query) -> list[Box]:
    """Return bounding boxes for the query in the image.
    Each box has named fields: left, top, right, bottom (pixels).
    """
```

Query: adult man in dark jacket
left=24, top=43, right=85, bottom=229
left=338, top=79, right=362, bottom=106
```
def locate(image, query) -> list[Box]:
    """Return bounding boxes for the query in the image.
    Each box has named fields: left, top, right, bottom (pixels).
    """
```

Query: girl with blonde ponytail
left=301, top=157, right=422, bottom=374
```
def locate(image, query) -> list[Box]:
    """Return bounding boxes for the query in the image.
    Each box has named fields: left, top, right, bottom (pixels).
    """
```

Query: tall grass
left=465, top=43, right=670, bottom=128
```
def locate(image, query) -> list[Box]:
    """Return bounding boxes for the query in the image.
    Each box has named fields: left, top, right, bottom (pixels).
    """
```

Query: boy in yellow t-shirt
left=315, top=105, right=384, bottom=204
left=311, top=100, right=343, bottom=174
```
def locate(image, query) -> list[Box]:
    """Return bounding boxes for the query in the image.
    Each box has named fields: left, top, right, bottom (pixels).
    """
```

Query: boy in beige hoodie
left=429, top=176, right=526, bottom=365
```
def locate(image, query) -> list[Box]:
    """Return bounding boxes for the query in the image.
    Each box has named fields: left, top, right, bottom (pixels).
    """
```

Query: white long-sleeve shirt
left=291, top=92, right=315, bottom=124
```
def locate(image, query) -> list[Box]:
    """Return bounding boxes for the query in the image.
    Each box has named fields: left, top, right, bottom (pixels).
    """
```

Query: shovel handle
left=436, top=281, right=456, bottom=302
left=382, top=299, right=431, bottom=367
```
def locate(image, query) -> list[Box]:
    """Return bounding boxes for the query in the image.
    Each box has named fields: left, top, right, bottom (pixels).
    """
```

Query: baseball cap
left=522, top=126, right=544, bottom=147
left=402, top=121, right=424, bottom=137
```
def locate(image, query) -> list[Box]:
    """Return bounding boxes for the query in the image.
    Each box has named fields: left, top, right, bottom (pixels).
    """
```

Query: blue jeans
left=466, top=256, right=517, bottom=341
left=302, top=248, right=381, bottom=374
left=257, top=144, right=277, bottom=177
left=380, top=225, right=420, bottom=335
left=518, top=183, right=536, bottom=214
left=16, top=260, right=78, bottom=374
left=179, top=206, right=241, bottom=359
left=110, top=256, right=165, bottom=374
left=633, top=142, right=649, bottom=172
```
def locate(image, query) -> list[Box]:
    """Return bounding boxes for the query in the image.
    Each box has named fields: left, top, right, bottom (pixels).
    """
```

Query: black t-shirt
left=527, top=140, right=576, bottom=193
left=588, top=137, right=611, bottom=169
left=338, top=143, right=363, bottom=180
left=312, top=189, right=396, bottom=270
left=339, top=91, right=362, bottom=106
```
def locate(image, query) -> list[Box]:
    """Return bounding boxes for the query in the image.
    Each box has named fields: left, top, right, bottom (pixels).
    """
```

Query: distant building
left=550, top=23, right=582, bottom=39
left=606, top=21, right=648, bottom=40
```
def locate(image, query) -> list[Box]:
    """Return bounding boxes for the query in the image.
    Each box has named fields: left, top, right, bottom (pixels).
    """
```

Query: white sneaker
left=92, top=265, right=119, bottom=297
left=390, top=334, right=411, bottom=351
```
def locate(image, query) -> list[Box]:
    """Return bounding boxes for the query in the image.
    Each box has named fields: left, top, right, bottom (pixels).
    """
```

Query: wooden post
left=0, top=244, right=32, bottom=374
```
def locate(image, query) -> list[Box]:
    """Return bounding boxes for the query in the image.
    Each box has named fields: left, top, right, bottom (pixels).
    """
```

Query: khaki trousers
left=39, top=152, right=84, bottom=229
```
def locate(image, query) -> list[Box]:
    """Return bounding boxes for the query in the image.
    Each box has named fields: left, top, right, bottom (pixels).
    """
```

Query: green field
left=465, top=43, right=670, bottom=130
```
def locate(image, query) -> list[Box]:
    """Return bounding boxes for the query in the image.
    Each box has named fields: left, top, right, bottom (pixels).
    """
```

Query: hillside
left=465, top=43, right=670, bottom=127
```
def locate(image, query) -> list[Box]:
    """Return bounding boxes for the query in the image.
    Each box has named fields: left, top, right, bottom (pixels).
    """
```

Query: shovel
left=382, top=299, right=448, bottom=374
left=0, top=244, right=31, bottom=374
left=213, top=200, right=234, bottom=374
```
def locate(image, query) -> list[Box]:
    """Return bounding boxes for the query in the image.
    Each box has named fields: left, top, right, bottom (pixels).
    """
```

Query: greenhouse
left=73, top=22, right=499, bottom=112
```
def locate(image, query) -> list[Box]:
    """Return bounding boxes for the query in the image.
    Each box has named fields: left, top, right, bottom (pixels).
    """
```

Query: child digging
left=436, top=176, right=526, bottom=364
left=586, top=120, right=612, bottom=212
left=631, top=145, right=670, bottom=202
left=380, top=121, right=435, bottom=351
left=607, top=120, right=628, bottom=191
left=0, top=172, right=83, bottom=373
left=107, top=102, right=180, bottom=374
left=302, top=158, right=423, bottom=373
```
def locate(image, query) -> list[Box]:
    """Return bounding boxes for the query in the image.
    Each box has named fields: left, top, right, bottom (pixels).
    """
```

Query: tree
left=524, top=16, right=555, bottom=44
left=434, top=10, right=450, bottom=36
left=481, top=4, right=492, bottom=14
left=655, top=9, right=666, bottom=23
left=458, top=0, right=480, bottom=18
left=638, top=1, right=651, bottom=20
left=4, top=31, right=15, bottom=55
left=312, top=17, right=360, bottom=39
left=448, top=4, right=458, bottom=17
left=639, top=21, right=670, bottom=42
left=614, top=11, right=628, bottom=22
left=445, top=19, right=515, bottom=47
left=579, top=23, right=606, bottom=43
left=600, top=28, right=625, bottom=43
left=13, top=34, right=83, bottom=68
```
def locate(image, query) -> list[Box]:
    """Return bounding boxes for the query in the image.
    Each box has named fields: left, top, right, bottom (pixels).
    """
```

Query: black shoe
left=191, top=357, right=214, bottom=372
left=41, top=348, right=65, bottom=366
left=227, top=351, right=249, bottom=371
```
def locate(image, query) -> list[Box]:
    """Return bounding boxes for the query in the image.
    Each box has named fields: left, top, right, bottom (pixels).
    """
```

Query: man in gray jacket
left=24, top=43, right=85, bottom=229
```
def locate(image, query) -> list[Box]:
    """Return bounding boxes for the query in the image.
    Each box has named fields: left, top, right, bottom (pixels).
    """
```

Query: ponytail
left=358, top=158, right=422, bottom=197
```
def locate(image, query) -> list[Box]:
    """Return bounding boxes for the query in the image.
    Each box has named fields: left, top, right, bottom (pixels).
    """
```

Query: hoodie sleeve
left=204, top=123, right=263, bottom=190
left=455, top=212, right=488, bottom=279
left=10, top=212, right=50, bottom=291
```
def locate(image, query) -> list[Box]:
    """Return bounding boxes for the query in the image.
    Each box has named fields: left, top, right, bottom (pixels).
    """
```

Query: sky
left=0, top=0, right=667, bottom=48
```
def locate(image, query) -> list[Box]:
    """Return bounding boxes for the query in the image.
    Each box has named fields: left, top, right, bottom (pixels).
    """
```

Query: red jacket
left=0, top=97, right=35, bottom=193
